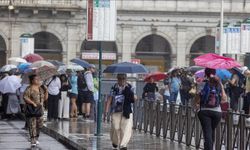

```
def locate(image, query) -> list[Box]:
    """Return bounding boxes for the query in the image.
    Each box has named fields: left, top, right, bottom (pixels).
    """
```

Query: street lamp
left=8, top=0, right=14, bottom=10
left=7, top=0, right=14, bottom=64
left=219, top=0, right=224, bottom=56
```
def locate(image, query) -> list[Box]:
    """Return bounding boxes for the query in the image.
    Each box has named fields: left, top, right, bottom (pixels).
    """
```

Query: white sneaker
left=36, top=140, right=40, bottom=145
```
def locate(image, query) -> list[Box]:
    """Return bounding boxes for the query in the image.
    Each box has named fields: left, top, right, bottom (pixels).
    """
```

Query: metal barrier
left=131, top=99, right=250, bottom=149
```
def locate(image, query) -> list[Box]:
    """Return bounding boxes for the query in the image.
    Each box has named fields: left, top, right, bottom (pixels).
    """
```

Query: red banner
left=87, top=0, right=93, bottom=40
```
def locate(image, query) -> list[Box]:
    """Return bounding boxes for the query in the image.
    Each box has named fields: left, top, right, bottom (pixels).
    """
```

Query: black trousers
left=47, top=94, right=60, bottom=120
left=1, top=94, right=9, bottom=118
left=243, top=92, right=250, bottom=114
left=198, top=110, right=222, bottom=150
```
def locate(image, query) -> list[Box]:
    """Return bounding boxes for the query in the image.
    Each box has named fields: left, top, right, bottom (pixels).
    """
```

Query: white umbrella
left=30, top=60, right=55, bottom=69
left=8, top=57, right=27, bottom=63
left=67, top=64, right=84, bottom=71
left=0, top=64, right=17, bottom=72
left=0, top=75, right=21, bottom=94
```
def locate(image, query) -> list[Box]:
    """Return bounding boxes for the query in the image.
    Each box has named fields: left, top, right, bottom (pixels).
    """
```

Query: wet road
left=0, top=121, right=69, bottom=150
left=45, top=119, right=193, bottom=150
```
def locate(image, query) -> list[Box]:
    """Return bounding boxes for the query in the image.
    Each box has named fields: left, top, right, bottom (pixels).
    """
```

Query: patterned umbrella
left=23, top=54, right=44, bottom=63
left=30, top=60, right=55, bottom=69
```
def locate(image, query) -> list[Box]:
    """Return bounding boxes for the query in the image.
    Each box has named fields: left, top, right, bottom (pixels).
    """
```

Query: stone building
left=0, top=0, right=250, bottom=71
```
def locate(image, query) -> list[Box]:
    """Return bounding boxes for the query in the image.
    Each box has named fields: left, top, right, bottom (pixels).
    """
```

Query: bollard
left=185, top=104, right=192, bottom=146
left=138, top=100, right=143, bottom=131
left=239, top=110, right=245, bottom=150
left=156, top=101, right=161, bottom=137
left=226, top=109, right=233, bottom=150
left=178, top=104, right=183, bottom=143
left=170, top=102, right=176, bottom=141
left=149, top=101, right=155, bottom=135
left=143, top=100, right=148, bottom=133
left=162, top=102, right=167, bottom=138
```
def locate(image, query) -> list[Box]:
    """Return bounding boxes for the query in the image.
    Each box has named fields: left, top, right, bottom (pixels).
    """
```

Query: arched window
left=0, top=35, right=6, bottom=67
left=135, top=34, right=171, bottom=71
left=33, top=32, right=63, bottom=61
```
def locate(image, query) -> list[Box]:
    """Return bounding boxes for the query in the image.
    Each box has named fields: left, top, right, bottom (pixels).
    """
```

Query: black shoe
left=112, top=143, right=118, bottom=149
left=120, top=147, right=127, bottom=150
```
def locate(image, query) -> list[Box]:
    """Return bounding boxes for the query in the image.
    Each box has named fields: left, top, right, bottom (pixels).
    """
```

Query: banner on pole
left=87, top=0, right=116, bottom=41
left=241, top=24, right=250, bottom=53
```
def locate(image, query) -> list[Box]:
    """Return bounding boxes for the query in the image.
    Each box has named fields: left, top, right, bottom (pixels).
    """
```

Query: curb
left=42, top=126, right=86, bottom=150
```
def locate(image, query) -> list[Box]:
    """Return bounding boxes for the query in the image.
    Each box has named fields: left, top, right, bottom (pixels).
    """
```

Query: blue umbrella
left=70, top=58, right=90, bottom=68
left=216, top=69, right=232, bottom=81
left=18, top=63, right=31, bottom=72
left=103, top=62, right=149, bottom=74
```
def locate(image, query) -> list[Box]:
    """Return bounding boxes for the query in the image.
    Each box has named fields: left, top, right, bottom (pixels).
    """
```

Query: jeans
left=170, top=91, right=178, bottom=103
left=198, top=110, right=222, bottom=150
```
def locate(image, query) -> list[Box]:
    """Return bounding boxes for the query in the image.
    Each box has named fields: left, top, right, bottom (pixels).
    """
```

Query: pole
left=219, top=0, right=224, bottom=56
left=96, top=41, right=102, bottom=136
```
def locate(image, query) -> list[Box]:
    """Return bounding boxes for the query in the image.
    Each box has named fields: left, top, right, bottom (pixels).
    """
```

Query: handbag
left=25, top=88, right=44, bottom=117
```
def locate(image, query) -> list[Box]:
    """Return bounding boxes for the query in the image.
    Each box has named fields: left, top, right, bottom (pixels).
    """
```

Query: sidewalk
left=43, top=118, right=193, bottom=150
left=0, top=120, right=68, bottom=150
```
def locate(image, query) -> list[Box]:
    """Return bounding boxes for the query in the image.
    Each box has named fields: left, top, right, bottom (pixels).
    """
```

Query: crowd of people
left=0, top=63, right=250, bottom=149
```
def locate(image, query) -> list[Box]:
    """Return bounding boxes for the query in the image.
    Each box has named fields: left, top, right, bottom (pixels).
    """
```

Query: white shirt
left=84, top=71, right=94, bottom=92
left=47, top=77, right=61, bottom=95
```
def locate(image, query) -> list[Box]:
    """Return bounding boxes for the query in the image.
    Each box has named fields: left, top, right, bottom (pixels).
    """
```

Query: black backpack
left=77, top=72, right=87, bottom=90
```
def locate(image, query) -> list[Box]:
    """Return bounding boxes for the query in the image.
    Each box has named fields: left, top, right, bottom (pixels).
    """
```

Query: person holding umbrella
left=142, top=77, right=158, bottom=101
left=23, top=74, right=48, bottom=146
left=105, top=74, right=135, bottom=150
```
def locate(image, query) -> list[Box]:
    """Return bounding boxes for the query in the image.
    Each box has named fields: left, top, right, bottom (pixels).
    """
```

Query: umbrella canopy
left=195, top=69, right=232, bottom=81
left=67, top=64, right=84, bottom=71
left=144, top=72, right=167, bottom=82
left=17, top=63, right=31, bottom=72
left=0, top=64, right=17, bottom=72
left=47, top=60, right=65, bottom=67
left=22, top=66, right=58, bottom=84
left=193, top=53, right=241, bottom=69
left=103, top=62, right=149, bottom=74
left=8, top=57, right=27, bottom=63
left=70, top=58, right=90, bottom=68
left=30, top=60, right=55, bottom=69
left=23, top=53, right=44, bottom=63
left=0, top=75, right=21, bottom=94
left=187, top=66, right=204, bottom=74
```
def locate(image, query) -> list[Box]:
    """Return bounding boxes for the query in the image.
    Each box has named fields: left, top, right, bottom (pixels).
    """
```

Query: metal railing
left=130, top=99, right=250, bottom=149
left=0, top=0, right=78, bottom=7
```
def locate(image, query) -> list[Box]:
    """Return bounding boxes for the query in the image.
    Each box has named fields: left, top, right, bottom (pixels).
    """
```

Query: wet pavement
left=44, top=118, right=193, bottom=150
left=0, top=120, right=68, bottom=150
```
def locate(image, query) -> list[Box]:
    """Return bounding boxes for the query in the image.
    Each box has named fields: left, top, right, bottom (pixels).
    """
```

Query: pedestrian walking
left=142, top=77, right=158, bottom=101
left=68, top=71, right=78, bottom=118
left=180, top=71, right=192, bottom=105
left=228, top=69, right=241, bottom=112
left=105, top=74, right=135, bottom=150
left=169, top=71, right=181, bottom=103
left=77, top=64, right=95, bottom=119
left=58, top=74, right=71, bottom=119
left=195, top=68, right=227, bottom=150
left=23, top=74, right=48, bottom=147
left=46, top=75, right=61, bottom=121
left=242, top=67, right=250, bottom=120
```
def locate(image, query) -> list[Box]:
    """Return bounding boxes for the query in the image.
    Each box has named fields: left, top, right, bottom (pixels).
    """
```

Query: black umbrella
left=103, top=62, right=149, bottom=74
left=70, top=58, right=90, bottom=68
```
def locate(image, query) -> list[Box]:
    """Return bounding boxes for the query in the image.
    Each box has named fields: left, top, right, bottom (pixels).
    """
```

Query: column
left=176, top=26, right=187, bottom=67
left=66, top=24, right=78, bottom=65
left=121, top=25, right=132, bottom=62
left=10, top=23, right=22, bottom=57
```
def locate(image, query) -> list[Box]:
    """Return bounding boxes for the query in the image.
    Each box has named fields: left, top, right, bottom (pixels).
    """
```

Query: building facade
left=0, top=0, right=250, bottom=71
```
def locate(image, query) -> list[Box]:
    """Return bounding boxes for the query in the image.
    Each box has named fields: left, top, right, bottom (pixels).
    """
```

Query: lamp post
left=219, top=0, right=224, bottom=56
left=7, top=0, right=14, bottom=64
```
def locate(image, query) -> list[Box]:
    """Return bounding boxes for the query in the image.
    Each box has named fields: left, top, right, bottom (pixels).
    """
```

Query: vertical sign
left=87, top=0, right=116, bottom=41
left=241, top=24, right=250, bottom=53
left=20, top=37, right=34, bottom=57
left=215, top=27, right=228, bottom=54
left=227, top=27, right=240, bottom=54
